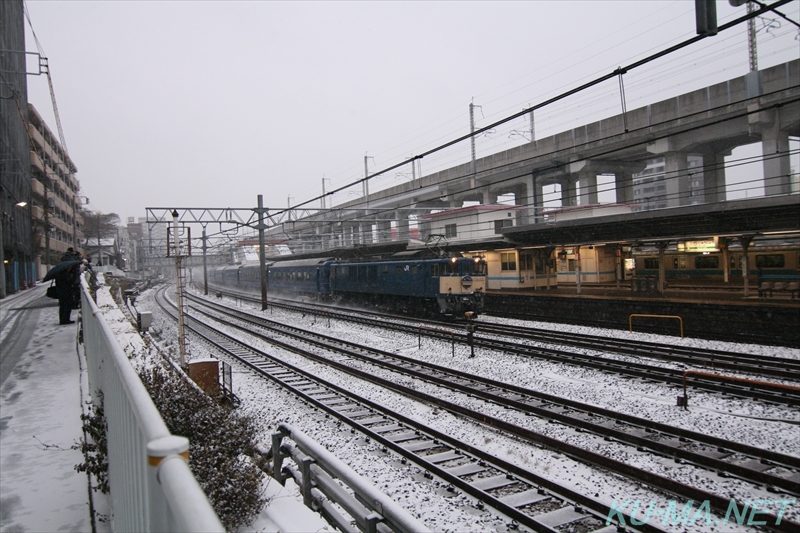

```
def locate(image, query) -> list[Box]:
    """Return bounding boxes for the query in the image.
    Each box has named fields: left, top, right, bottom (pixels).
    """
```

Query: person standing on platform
left=60, top=247, right=82, bottom=262
left=55, top=264, right=81, bottom=325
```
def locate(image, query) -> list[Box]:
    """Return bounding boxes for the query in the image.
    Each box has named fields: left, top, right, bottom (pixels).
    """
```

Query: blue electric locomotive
left=329, top=255, right=486, bottom=317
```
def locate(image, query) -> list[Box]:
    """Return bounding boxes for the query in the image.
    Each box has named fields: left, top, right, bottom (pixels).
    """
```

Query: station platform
left=0, top=283, right=107, bottom=532
left=487, top=281, right=800, bottom=305
left=485, top=283, right=800, bottom=347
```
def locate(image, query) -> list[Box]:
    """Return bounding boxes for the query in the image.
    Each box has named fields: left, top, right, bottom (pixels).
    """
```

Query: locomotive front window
left=473, top=262, right=487, bottom=276
left=444, top=261, right=458, bottom=275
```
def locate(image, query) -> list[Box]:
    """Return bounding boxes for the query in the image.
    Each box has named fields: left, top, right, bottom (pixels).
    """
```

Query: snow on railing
left=80, top=279, right=224, bottom=533
left=272, top=423, right=432, bottom=533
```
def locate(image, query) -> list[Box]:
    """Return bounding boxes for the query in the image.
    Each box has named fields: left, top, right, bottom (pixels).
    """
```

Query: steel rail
left=203, top=286, right=800, bottom=404
left=186, top=293, right=800, bottom=496
left=154, top=287, right=656, bottom=533
left=169, top=292, right=798, bottom=531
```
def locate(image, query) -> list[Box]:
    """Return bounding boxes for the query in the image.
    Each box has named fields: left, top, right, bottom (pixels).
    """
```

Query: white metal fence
left=80, top=279, right=225, bottom=532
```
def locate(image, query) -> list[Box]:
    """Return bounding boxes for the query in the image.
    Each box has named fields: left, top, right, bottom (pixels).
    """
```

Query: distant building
left=28, top=104, right=84, bottom=277
left=421, top=205, right=524, bottom=245
left=632, top=156, right=704, bottom=212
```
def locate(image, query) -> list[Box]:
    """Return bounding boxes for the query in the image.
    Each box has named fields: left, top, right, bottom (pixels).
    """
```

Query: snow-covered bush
left=138, top=363, right=266, bottom=531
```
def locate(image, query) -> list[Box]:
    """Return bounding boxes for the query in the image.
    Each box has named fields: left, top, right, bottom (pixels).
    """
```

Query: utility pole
left=257, top=195, right=268, bottom=311
left=202, top=225, right=208, bottom=296
left=171, top=210, right=188, bottom=367
left=363, top=154, right=374, bottom=207
left=321, top=176, right=327, bottom=209
left=747, top=1, right=758, bottom=72
left=44, top=184, right=50, bottom=269
left=469, top=100, right=477, bottom=177
left=528, top=109, right=535, bottom=142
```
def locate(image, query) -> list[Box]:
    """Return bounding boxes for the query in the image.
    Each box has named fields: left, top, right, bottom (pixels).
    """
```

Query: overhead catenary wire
left=284, top=0, right=795, bottom=220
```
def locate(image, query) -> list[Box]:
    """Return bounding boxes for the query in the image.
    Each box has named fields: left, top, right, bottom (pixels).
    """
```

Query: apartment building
left=27, top=103, right=84, bottom=277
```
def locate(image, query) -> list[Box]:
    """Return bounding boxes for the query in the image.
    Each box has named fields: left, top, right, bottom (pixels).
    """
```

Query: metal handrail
left=272, top=423, right=431, bottom=533
left=81, top=278, right=224, bottom=532
left=629, top=313, right=684, bottom=338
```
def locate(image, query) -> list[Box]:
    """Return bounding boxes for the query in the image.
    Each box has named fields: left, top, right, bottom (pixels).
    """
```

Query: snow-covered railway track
left=186, top=294, right=800, bottom=495
left=204, top=285, right=800, bottom=404
left=176, top=291, right=799, bottom=529
left=156, top=288, right=651, bottom=533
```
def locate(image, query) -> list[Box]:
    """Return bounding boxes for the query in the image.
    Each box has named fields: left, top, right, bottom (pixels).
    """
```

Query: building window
left=445, top=224, right=457, bottom=238
left=501, top=252, right=516, bottom=271
left=494, top=219, right=512, bottom=234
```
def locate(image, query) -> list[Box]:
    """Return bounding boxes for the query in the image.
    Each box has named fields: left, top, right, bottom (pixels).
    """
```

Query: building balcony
left=32, top=205, right=44, bottom=221
left=31, top=178, right=45, bottom=198
left=28, top=124, right=45, bottom=150
left=30, top=151, right=45, bottom=174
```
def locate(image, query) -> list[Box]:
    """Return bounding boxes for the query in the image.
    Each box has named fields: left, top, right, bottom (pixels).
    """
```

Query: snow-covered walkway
left=0, top=284, right=102, bottom=533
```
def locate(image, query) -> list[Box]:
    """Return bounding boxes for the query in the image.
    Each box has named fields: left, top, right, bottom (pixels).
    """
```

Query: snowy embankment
left=140, top=286, right=799, bottom=532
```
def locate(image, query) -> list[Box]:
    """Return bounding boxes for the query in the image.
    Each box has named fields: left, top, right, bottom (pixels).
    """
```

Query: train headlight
left=450, top=257, right=458, bottom=263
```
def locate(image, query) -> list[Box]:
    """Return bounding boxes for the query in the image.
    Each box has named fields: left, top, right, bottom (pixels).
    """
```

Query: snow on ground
left=135, top=284, right=799, bottom=532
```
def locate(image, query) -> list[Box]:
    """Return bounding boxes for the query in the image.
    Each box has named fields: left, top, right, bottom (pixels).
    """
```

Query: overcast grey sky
left=22, top=1, right=799, bottom=223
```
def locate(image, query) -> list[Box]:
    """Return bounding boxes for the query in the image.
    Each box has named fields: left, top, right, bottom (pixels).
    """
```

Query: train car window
left=644, top=258, right=659, bottom=269
left=382, top=265, right=388, bottom=275
left=755, top=254, right=785, bottom=268
left=432, top=264, right=440, bottom=277
left=396, top=265, right=403, bottom=274
left=520, top=253, right=533, bottom=271
left=535, top=259, right=544, bottom=275
left=501, top=252, right=516, bottom=271
left=411, top=265, right=418, bottom=275
left=694, top=255, right=719, bottom=269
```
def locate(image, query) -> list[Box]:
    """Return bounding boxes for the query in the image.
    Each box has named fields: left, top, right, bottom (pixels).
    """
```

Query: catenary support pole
left=258, top=195, right=268, bottom=310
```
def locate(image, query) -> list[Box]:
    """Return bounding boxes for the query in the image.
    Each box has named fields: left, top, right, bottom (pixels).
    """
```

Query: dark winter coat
left=54, top=266, right=81, bottom=304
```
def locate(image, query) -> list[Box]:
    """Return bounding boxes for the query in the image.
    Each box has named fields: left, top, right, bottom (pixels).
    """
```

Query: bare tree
left=82, top=212, right=120, bottom=265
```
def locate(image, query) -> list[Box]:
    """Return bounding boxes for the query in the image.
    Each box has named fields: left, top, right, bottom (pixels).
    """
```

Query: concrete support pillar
left=663, top=152, right=690, bottom=207
left=578, top=172, right=598, bottom=205
left=377, top=220, right=391, bottom=242
left=361, top=221, right=373, bottom=244
left=482, top=189, right=498, bottom=205
left=761, top=116, right=791, bottom=196
left=396, top=211, right=409, bottom=241
left=561, top=178, right=579, bottom=206
left=700, top=151, right=728, bottom=203
left=615, top=171, right=634, bottom=204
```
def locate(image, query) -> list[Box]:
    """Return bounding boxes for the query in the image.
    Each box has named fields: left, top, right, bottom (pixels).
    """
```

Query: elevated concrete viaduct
left=269, top=60, right=798, bottom=254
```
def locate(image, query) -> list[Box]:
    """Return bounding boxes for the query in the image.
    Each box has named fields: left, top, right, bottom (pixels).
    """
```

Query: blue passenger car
left=268, top=258, right=333, bottom=298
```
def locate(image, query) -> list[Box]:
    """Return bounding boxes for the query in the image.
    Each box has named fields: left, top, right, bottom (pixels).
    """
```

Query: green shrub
left=138, top=363, right=265, bottom=531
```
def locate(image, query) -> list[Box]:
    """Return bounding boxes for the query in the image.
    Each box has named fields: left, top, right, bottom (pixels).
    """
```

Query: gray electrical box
left=137, top=311, right=153, bottom=332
